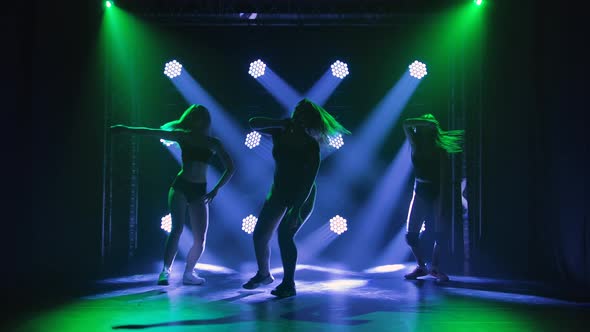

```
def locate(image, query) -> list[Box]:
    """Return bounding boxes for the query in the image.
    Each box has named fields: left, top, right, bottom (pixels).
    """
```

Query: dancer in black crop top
left=242, top=98, right=350, bottom=298
left=180, top=143, right=214, bottom=164
left=401, top=114, right=463, bottom=282
left=111, top=104, right=234, bottom=286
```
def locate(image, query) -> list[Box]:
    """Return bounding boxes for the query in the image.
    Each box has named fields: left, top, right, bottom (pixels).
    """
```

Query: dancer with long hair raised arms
left=242, top=98, right=350, bottom=298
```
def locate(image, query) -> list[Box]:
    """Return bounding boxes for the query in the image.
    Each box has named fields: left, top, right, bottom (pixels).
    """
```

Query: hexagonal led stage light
left=161, top=214, right=172, bottom=233
left=160, top=139, right=176, bottom=147
left=408, top=60, right=427, bottom=79
left=242, top=214, right=258, bottom=234
left=329, top=215, right=348, bottom=235
left=328, top=134, right=345, bottom=149
left=164, top=60, right=183, bottom=79
left=248, top=59, right=266, bottom=78
left=244, top=131, right=262, bottom=149
left=331, top=60, right=349, bottom=79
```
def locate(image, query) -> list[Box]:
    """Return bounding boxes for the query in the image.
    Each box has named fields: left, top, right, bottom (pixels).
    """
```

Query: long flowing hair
left=160, top=104, right=211, bottom=131
left=294, top=98, right=351, bottom=143
left=420, top=114, right=464, bottom=153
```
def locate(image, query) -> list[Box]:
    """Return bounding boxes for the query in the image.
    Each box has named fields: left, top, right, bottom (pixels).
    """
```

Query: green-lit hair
left=161, top=104, right=211, bottom=131
left=420, top=113, right=464, bottom=153
left=293, top=98, right=351, bottom=143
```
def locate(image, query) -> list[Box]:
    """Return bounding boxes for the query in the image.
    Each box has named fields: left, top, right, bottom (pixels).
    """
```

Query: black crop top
left=411, top=151, right=440, bottom=183
left=271, top=125, right=320, bottom=188
left=180, top=142, right=214, bottom=163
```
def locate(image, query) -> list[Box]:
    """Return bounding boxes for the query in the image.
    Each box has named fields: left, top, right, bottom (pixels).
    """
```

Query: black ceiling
left=112, top=0, right=462, bottom=15
left=108, top=0, right=463, bottom=26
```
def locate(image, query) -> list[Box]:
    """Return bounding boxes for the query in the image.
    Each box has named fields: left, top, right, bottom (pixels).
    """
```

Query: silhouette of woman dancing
left=111, top=104, right=235, bottom=285
left=242, top=98, right=350, bottom=297
left=402, top=113, right=463, bottom=282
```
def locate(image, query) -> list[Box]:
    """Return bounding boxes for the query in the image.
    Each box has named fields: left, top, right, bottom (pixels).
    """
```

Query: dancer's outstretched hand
left=203, top=189, right=218, bottom=204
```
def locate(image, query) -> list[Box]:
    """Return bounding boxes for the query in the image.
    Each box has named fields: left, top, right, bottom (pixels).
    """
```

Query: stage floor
left=5, top=264, right=590, bottom=332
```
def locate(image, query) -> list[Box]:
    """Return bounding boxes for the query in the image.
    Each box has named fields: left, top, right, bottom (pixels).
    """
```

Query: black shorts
left=171, top=177, right=207, bottom=203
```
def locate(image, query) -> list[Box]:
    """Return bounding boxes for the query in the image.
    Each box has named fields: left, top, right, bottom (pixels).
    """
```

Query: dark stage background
left=15, top=0, right=589, bottom=307
left=103, top=17, right=460, bottom=273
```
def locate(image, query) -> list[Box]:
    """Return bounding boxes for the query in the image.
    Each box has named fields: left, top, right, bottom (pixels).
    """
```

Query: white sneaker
left=157, top=270, right=170, bottom=285
left=183, top=270, right=205, bottom=285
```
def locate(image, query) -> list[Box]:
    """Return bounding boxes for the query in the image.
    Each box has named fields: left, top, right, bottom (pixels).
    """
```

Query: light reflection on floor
left=84, top=263, right=589, bottom=306
left=9, top=263, right=590, bottom=332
